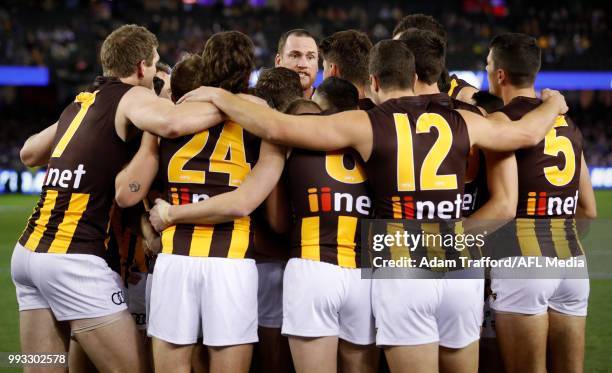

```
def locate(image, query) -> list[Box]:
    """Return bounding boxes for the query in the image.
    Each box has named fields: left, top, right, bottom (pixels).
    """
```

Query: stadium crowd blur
left=0, top=0, right=610, bottom=169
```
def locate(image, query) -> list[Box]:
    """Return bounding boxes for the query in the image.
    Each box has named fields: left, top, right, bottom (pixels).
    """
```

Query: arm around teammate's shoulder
left=20, top=122, right=58, bottom=167
left=119, top=86, right=224, bottom=139
left=461, top=89, right=568, bottom=151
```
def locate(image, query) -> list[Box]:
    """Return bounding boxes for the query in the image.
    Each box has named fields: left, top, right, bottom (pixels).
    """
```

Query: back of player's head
left=314, top=77, right=359, bottom=113
left=170, top=54, right=205, bottom=103
left=284, top=99, right=322, bottom=115
left=277, top=29, right=316, bottom=55
left=101, top=24, right=158, bottom=77
left=393, top=14, right=447, bottom=41
left=154, top=62, right=171, bottom=96
left=472, top=91, right=505, bottom=114
left=399, top=29, right=446, bottom=85
left=489, top=33, right=541, bottom=88
left=254, top=67, right=303, bottom=111
left=319, top=30, right=373, bottom=88
left=369, top=40, right=415, bottom=91
left=201, top=31, right=255, bottom=94
left=156, top=62, right=171, bottom=75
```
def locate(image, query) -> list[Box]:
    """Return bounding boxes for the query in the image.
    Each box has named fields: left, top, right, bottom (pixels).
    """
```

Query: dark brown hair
left=100, top=24, right=158, bottom=78
left=319, top=30, right=372, bottom=88
left=489, top=33, right=541, bottom=88
left=369, top=40, right=415, bottom=91
left=284, top=99, right=322, bottom=115
left=201, top=31, right=254, bottom=93
left=399, top=29, right=446, bottom=85
left=315, top=77, right=359, bottom=113
left=254, top=67, right=303, bottom=111
left=393, top=14, right=447, bottom=41
left=170, top=54, right=205, bottom=103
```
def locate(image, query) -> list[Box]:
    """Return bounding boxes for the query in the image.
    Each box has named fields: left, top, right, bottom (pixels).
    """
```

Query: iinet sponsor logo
left=170, top=187, right=209, bottom=204
left=44, top=164, right=86, bottom=189
left=526, top=191, right=579, bottom=216
left=307, top=187, right=371, bottom=215
left=391, top=194, right=463, bottom=220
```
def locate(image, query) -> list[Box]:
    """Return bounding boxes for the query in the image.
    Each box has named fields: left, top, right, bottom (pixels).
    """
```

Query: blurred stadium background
left=0, top=0, right=610, bottom=371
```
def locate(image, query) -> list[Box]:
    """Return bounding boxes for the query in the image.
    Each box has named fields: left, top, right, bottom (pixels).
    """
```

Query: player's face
left=277, top=35, right=319, bottom=91
left=142, top=49, right=160, bottom=90
left=485, top=50, right=501, bottom=97
left=156, top=71, right=171, bottom=100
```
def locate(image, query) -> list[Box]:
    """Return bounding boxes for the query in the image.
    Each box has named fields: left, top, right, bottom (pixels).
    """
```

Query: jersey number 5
left=543, top=116, right=576, bottom=187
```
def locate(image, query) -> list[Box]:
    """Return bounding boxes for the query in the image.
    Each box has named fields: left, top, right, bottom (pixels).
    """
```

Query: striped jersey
left=494, top=96, right=584, bottom=258
left=158, top=121, right=260, bottom=258
left=286, top=148, right=371, bottom=268
left=19, top=78, right=134, bottom=258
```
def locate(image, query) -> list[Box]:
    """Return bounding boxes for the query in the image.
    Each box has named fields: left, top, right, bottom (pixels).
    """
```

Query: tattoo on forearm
left=129, top=182, right=141, bottom=192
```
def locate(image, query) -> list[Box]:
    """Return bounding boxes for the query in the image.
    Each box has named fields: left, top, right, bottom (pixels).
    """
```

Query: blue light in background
left=0, top=66, right=49, bottom=86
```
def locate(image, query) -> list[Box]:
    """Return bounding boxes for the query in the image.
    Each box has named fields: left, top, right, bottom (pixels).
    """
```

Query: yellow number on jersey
left=394, top=113, right=457, bottom=191
left=325, top=150, right=367, bottom=184
left=394, top=113, right=416, bottom=191
left=416, top=113, right=457, bottom=190
left=167, top=122, right=251, bottom=186
left=51, top=92, right=97, bottom=158
left=543, top=116, right=576, bottom=187
left=209, top=122, right=252, bottom=187
left=168, top=131, right=209, bottom=184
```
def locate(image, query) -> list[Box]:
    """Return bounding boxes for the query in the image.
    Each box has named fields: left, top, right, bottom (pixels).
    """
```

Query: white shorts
left=372, top=269, right=484, bottom=348
left=11, top=242, right=127, bottom=321
left=145, top=272, right=153, bottom=327
left=147, top=254, right=258, bottom=346
left=282, top=258, right=375, bottom=345
left=257, top=261, right=284, bottom=328
left=490, top=256, right=589, bottom=316
left=125, top=272, right=147, bottom=330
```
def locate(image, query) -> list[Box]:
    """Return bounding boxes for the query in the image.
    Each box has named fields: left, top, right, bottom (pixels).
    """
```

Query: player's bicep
left=577, top=153, right=597, bottom=219
left=485, top=150, right=518, bottom=211
left=20, top=122, right=58, bottom=167
left=121, top=87, right=174, bottom=135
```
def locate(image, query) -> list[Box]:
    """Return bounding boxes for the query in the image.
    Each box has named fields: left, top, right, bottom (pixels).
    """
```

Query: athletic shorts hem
left=375, top=337, right=439, bottom=347
left=18, top=304, right=50, bottom=312
left=281, top=326, right=339, bottom=339
left=490, top=304, right=547, bottom=316
left=54, top=306, right=128, bottom=322
left=339, top=333, right=376, bottom=346
left=439, top=335, right=480, bottom=349
left=203, top=336, right=259, bottom=347
left=147, top=329, right=198, bottom=346
left=547, top=304, right=587, bottom=317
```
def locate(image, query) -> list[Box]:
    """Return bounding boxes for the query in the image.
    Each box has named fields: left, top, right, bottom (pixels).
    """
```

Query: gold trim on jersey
left=24, top=190, right=59, bottom=250
left=515, top=217, right=583, bottom=259
left=47, top=193, right=90, bottom=253
left=51, top=91, right=98, bottom=158
left=336, top=216, right=358, bottom=268
left=189, top=225, right=214, bottom=256
left=447, top=78, right=459, bottom=97
left=161, top=226, right=177, bottom=254
left=227, top=216, right=251, bottom=258
left=300, top=216, right=320, bottom=261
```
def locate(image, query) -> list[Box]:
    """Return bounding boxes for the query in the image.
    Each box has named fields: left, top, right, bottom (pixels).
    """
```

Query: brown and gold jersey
left=494, top=96, right=583, bottom=258
left=158, top=121, right=260, bottom=258
left=365, top=95, right=476, bottom=264
left=447, top=74, right=476, bottom=100
left=19, top=78, right=134, bottom=258
left=286, top=148, right=371, bottom=268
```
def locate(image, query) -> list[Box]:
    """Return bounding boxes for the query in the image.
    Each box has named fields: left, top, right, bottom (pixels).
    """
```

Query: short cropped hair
left=315, top=77, right=359, bottom=113
left=489, top=33, right=541, bottom=88
left=170, top=54, right=205, bottom=103
left=284, top=99, right=322, bottom=115
left=399, top=29, right=446, bottom=85
left=100, top=24, right=158, bottom=77
left=254, top=67, right=303, bottom=111
left=277, top=29, right=316, bottom=55
left=319, top=30, right=372, bottom=87
left=393, top=14, right=447, bottom=41
left=369, top=40, right=415, bottom=91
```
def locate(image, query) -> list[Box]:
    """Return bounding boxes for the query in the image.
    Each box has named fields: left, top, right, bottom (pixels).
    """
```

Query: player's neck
left=414, top=81, right=440, bottom=95
left=377, top=88, right=415, bottom=103
left=119, top=75, right=140, bottom=86
left=355, top=85, right=366, bottom=99
left=502, top=86, right=536, bottom=105
left=303, top=86, right=314, bottom=99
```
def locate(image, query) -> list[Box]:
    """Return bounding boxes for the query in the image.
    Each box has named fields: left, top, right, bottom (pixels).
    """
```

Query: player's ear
left=497, top=69, right=505, bottom=86
left=274, top=54, right=281, bottom=67
left=414, top=73, right=419, bottom=88
left=136, top=60, right=145, bottom=79
left=370, top=74, right=379, bottom=93
left=330, top=63, right=339, bottom=77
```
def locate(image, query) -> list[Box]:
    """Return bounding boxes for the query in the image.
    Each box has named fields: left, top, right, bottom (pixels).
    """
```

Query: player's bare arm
left=116, top=85, right=225, bottom=140
left=179, top=86, right=374, bottom=160
left=19, top=122, right=58, bottom=167
left=576, top=152, right=597, bottom=220
left=265, top=179, right=291, bottom=234
left=140, top=212, right=161, bottom=257
left=115, top=132, right=159, bottom=208
left=460, top=89, right=568, bottom=151
left=464, top=150, right=518, bottom=234
left=148, top=141, right=286, bottom=232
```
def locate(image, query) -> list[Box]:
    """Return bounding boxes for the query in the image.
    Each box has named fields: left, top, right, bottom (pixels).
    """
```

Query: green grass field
left=1, top=192, right=611, bottom=371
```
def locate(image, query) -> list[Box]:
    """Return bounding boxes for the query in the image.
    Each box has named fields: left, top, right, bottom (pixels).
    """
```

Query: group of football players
left=11, top=12, right=595, bottom=373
